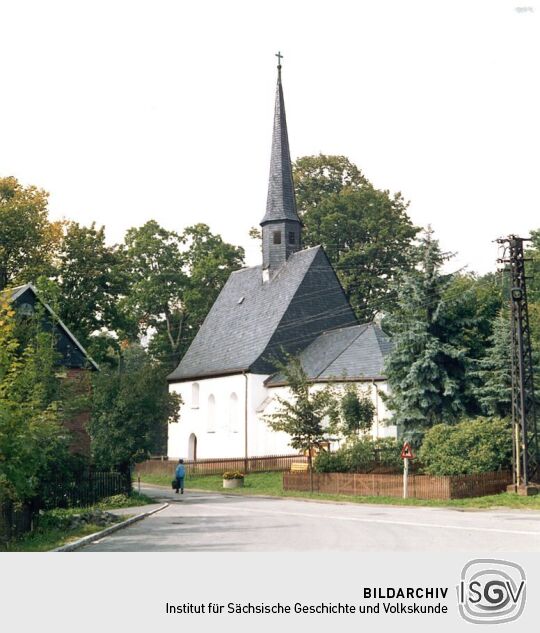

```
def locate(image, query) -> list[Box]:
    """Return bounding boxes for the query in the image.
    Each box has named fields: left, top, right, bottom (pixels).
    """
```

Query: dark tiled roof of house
left=1, top=283, right=98, bottom=370
left=265, top=322, right=392, bottom=386
left=168, top=246, right=358, bottom=381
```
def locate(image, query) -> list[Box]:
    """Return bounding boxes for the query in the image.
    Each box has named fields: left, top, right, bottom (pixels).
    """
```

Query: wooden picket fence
left=135, top=454, right=308, bottom=477
left=283, top=470, right=512, bottom=500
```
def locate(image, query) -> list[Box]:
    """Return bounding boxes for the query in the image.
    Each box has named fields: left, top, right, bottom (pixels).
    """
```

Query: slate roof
left=168, top=246, right=358, bottom=382
left=1, top=283, right=99, bottom=370
left=260, top=66, right=300, bottom=225
left=265, top=322, right=392, bottom=386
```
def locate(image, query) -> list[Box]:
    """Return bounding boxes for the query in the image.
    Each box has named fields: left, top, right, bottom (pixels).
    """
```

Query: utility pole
left=497, top=235, right=538, bottom=491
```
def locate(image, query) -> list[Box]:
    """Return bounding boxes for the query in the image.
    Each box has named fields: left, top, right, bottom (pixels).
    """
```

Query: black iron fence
left=39, top=470, right=132, bottom=510
left=0, top=469, right=131, bottom=546
left=0, top=501, right=35, bottom=545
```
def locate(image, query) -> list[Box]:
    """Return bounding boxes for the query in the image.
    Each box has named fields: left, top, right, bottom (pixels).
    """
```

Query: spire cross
left=275, top=51, right=283, bottom=67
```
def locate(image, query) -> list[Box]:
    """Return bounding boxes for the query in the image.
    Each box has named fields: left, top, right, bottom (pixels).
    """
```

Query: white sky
left=1, top=0, right=539, bottom=273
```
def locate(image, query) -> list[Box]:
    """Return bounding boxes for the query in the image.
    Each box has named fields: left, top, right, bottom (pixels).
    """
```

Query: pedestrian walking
left=175, top=459, right=186, bottom=494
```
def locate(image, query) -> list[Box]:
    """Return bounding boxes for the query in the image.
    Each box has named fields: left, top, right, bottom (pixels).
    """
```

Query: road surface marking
left=218, top=505, right=540, bottom=537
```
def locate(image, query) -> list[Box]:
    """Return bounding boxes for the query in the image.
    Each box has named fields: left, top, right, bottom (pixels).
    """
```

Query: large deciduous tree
left=0, top=177, right=63, bottom=290
left=89, top=345, right=182, bottom=469
left=292, top=155, right=419, bottom=322
left=122, top=221, right=244, bottom=367
left=49, top=222, right=130, bottom=351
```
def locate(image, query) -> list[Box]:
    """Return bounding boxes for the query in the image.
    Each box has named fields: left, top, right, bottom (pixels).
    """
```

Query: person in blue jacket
left=175, top=459, right=186, bottom=494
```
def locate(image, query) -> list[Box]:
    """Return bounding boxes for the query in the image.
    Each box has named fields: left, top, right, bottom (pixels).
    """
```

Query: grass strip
left=1, top=491, right=156, bottom=552
left=137, top=472, right=540, bottom=510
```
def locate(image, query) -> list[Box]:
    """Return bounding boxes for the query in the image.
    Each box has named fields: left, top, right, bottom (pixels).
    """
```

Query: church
left=167, top=61, right=396, bottom=460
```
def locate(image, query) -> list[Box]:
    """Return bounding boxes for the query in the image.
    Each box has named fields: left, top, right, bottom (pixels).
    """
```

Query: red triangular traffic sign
left=401, top=442, right=415, bottom=459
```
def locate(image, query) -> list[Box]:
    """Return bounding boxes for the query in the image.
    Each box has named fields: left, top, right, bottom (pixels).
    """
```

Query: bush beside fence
left=135, top=454, right=307, bottom=477
left=0, top=501, right=35, bottom=545
left=283, top=470, right=512, bottom=500
left=0, top=470, right=131, bottom=546
left=40, top=470, right=132, bottom=510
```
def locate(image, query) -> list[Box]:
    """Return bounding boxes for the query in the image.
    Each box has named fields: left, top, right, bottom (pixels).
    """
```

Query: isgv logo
left=457, top=559, right=526, bottom=624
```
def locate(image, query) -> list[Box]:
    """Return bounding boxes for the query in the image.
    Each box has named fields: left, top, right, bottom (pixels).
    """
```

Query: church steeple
left=261, top=53, right=302, bottom=273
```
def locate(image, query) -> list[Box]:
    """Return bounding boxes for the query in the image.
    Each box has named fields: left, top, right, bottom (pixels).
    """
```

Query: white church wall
left=168, top=374, right=248, bottom=459
left=261, top=380, right=397, bottom=442
left=168, top=375, right=396, bottom=461
left=248, top=374, right=293, bottom=456
left=168, top=373, right=296, bottom=460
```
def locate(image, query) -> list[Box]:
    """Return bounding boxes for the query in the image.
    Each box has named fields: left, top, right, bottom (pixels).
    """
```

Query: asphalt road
left=82, top=484, right=540, bottom=552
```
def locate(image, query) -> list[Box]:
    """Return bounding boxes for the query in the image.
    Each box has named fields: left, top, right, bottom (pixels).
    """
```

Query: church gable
left=167, top=247, right=320, bottom=382
left=251, top=247, right=358, bottom=373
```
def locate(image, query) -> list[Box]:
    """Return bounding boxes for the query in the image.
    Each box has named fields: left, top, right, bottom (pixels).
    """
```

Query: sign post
left=401, top=442, right=415, bottom=499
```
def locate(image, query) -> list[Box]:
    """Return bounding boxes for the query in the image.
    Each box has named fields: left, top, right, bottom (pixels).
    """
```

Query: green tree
left=293, top=155, right=419, bottom=321
left=0, top=299, right=73, bottom=503
left=265, top=356, right=338, bottom=490
left=0, top=177, right=63, bottom=290
left=49, top=222, right=131, bottom=352
left=383, top=228, right=470, bottom=436
left=339, top=385, right=375, bottom=436
left=89, top=345, right=182, bottom=470
left=473, top=308, right=513, bottom=418
left=122, top=221, right=244, bottom=367
left=419, top=418, right=512, bottom=475
left=443, top=272, right=504, bottom=361
left=525, top=230, right=540, bottom=356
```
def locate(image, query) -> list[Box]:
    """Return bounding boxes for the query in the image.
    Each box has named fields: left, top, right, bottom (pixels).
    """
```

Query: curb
left=52, top=503, right=169, bottom=552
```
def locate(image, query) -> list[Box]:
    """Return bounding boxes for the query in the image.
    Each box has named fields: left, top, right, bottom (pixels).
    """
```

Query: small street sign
left=401, top=442, right=415, bottom=460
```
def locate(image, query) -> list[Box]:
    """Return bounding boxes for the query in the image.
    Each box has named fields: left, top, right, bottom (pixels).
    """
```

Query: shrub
left=222, top=471, right=244, bottom=480
left=373, top=438, right=403, bottom=470
left=314, top=437, right=402, bottom=473
left=419, top=417, right=512, bottom=476
left=313, top=451, right=348, bottom=473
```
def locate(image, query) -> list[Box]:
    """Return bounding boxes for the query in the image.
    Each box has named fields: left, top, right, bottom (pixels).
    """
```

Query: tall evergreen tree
left=473, top=307, right=512, bottom=418
left=383, top=228, right=469, bottom=436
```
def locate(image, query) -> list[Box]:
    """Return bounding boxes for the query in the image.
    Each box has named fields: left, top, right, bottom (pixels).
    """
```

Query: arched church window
left=191, top=383, right=200, bottom=408
left=229, top=392, right=239, bottom=433
left=273, top=231, right=282, bottom=245
left=207, top=394, right=216, bottom=432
